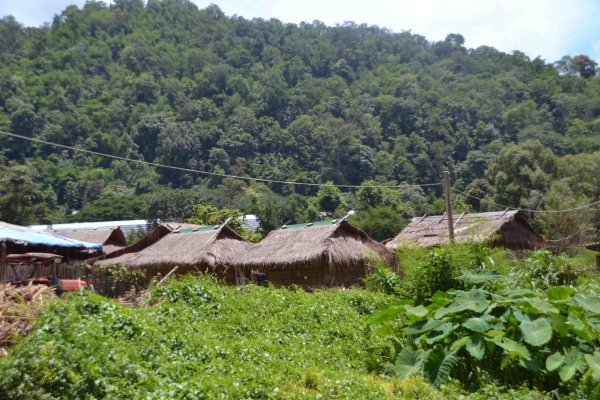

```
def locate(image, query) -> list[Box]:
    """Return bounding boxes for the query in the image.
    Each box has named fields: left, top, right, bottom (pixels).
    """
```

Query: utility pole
left=444, top=171, right=454, bottom=242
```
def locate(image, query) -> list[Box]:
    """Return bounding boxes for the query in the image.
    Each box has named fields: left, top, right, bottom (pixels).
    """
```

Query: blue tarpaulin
left=0, top=222, right=102, bottom=249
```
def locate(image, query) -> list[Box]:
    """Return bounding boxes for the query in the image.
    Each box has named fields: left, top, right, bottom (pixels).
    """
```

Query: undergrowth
left=0, top=275, right=400, bottom=399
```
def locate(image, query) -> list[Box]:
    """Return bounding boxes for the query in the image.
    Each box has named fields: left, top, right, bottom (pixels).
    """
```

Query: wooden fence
left=0, top=261, right=141, bottom=298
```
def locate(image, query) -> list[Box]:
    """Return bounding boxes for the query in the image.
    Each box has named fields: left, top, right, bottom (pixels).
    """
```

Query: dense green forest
left=1, top=0, right=600, bottom=243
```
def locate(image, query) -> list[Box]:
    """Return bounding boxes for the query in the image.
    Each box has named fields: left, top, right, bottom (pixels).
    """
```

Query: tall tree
left=0, top=162, right=48, bottom=225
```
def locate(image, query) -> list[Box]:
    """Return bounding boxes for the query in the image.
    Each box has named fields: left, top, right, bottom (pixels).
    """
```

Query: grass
left=1, top=275, right=402, bottom=399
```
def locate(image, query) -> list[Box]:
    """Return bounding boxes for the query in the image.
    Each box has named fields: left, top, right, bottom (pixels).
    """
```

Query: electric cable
left=451, top=187, right=600, bottom=214
left=0, top=130, right=441, bottom=189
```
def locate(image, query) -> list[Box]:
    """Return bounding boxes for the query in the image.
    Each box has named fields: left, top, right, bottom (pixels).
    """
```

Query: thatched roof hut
left=94, top=224, right=253, bottom=284
left=87, top=222, right=203, bottom=263
left=240, top=219, right=397, bottom=288
left=386, top=210, right=544, bottom=250
left=52, top=227, right=127, bottom=254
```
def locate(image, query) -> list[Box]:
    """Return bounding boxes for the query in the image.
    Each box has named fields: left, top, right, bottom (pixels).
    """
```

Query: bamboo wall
left=265, top=264, right=366, bottom=290
left=0, top=261, right=134, bottom=298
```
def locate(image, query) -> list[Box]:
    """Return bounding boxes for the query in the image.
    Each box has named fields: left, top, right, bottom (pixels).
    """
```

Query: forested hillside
left=1, top=0, right=600, bottom=243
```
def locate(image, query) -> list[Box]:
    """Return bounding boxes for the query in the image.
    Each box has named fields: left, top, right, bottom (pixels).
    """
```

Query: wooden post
left=444, top=171, right=454, bottom=242
left=1, top=241, right=6, bottom=281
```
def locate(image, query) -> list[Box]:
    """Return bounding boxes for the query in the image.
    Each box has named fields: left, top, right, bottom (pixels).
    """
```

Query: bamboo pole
left=157, top=266, right=179, bottom=286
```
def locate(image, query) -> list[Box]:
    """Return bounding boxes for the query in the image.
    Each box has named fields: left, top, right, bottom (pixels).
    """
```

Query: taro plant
left=366, top=281, right=600, bottom=392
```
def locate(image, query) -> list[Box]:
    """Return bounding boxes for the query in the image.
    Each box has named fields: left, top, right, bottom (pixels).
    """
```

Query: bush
left=366, top=282, right=600, bottom=396
left=396, top=248, right=463, bottom=305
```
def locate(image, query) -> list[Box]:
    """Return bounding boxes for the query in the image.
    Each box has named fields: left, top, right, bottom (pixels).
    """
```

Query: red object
left=59, top=279, right=88, bottom=291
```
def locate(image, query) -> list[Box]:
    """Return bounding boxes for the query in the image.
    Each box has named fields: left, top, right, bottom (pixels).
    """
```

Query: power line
left=0, top=130, right=440, bottom=189
left=451, top=187, right=600, bottom=214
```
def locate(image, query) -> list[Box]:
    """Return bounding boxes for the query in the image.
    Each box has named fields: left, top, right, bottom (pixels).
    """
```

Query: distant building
left=29, top=220, right=149, bottom=236
left=93, top=224, right=252, bottom=286
left=30, top=215, right=261, bottom=234
left=386, top=210, right=545, bottom=250
left=239, top=219, right=397, bottom=289
left=52, top=227, right=128, bottom=255
left=0, top=221, right=102, bottom=280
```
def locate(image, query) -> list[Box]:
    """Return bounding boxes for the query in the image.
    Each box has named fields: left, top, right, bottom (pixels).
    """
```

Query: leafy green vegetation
left=3, top=246, right=600, bottom=398
left=367, top=284, right=600, bottom=393
left=363, top=244, right=600, bottom=398
left=0, top=276, right=400, bottom=399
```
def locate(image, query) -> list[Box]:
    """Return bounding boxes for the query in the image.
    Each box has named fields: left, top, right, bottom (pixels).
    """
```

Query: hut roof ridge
left=410, top=210, right=518, bottom=222
left=388, top=210, right=543, bottom=250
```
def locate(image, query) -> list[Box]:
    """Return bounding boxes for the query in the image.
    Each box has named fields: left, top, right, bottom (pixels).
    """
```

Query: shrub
left=366, top=283, right=600, bottom=395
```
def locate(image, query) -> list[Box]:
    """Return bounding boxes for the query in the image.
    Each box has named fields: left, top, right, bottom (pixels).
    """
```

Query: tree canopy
left=1, top=2, right=600, bottom=243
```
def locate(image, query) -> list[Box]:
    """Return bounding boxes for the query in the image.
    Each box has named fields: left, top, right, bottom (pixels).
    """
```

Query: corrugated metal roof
left=0, top=222, right=102, bottom=249
left=28, top=220, right=148, bottom=231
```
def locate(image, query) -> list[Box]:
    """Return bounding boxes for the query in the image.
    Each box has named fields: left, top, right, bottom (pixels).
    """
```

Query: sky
left=2, top=0, right=600, bottom=64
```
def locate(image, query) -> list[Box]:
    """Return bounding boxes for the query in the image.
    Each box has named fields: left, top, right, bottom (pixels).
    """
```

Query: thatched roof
left=94, top=225, right=252, bottom=270
left=160, top=222, right=205, bottom=231
left=52, top=227, right=127, bottom=254
left=86, top=222, right=204, bottom=263
left=386, top=210, right=544, bottom=250
left=240, top=219, right=396, bottom=270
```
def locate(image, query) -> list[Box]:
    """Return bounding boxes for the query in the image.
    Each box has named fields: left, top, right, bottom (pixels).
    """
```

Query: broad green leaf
left=395, top=347, right=425, bottom=380
left=404, top=319, right=443, bottom=337
left=483, top=330, right=504, bottom=338
left=450, top=337, right=468, bottom=350
left=405, top=305, right=428, bottom=318
left=546, top=352, right=564, bottom=371
left=422, top=348, right=458, bottom=389
left=466, top=333, right=485, bottom=360
left=523, top=298, right=559, bottom=314
left=489, top=321, right=505, bottom=331
left=559, top=347, right=587, bottom=382
left=489, top=293, right=507, bottom=302
left=573, top=294, right=600, bottom=314
left=493, top=337, right=531, bottom=360
left=431, top=291, right=454, bottom=307
left=567, top=314, right=595, bottom=345
left=548, top=313, right=569, bottom=337
left=435, top=290, right=490, bottom=319
left=511, top=308, right=535, bottom=323
left=425, top=323, right=458, bottom=344
left=367, top=300, right=412, bottom=325
left=463, top=317, right=491, bottom=333
left=584, top=352, right=600, bottom=383
left=568, top=314, right=585, bottom=331
left=520, top=356, right=543, bottom=372
left=520, top=318, right=552, bottom=347
left=547, top=286, right=575, bottom=301
left=375, top=324, right=396, bottom=336
left=504, top=289, right=537, bottom=299
left=588, top=321, right=600, bottom=336
left=457, top=268, right=500, bottom=284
